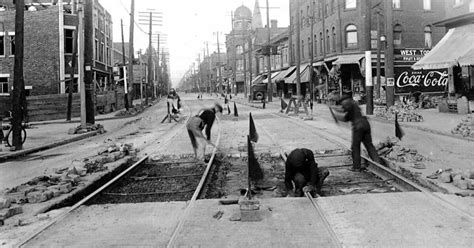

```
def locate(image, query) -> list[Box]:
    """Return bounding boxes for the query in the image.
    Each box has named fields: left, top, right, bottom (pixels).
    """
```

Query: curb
left=0, top=130, right=99, bottom=162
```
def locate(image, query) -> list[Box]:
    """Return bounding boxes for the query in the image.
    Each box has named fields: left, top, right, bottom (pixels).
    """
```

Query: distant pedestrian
left=285, top=148, right=329, bottom=197
left=330, top=91, right=381, bottom=171
left=186, top=103, right=223, bottom=162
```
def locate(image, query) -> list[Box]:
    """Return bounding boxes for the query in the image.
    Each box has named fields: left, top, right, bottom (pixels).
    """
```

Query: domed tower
left=233, top=5, right=252, bottom=31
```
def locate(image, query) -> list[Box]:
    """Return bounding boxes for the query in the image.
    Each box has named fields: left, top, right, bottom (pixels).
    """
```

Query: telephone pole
left=364, top=0, right=374, bottom=115
left=67, top=0, right=78, bottom=121
left=385, top=0, right=395, bottom=106
left=295, top=0, right=302, bottom=99
left=128, top=0, right=135, bottom=105
left=11, top=0, right=26, bottom=150
left=84, top=0, right=95, bottom=124
left=121, top=19, right=129, bottom=110
left=265, top=0, right=273, bottom=102
left=215, top=31, right=223, bottom=95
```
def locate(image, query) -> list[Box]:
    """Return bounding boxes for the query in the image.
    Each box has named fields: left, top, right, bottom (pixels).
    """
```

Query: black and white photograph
left=0, top=0, right=473, bottom=247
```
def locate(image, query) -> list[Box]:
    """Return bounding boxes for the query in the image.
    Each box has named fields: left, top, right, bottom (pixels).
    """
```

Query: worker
left=285, top=148, right=329, bottom=197
left=186, top=103, right=223, bottom=162
left=330, top=91, right=381, bottom=171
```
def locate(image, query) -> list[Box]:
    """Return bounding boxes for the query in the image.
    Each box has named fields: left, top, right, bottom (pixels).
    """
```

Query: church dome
left=234, top=5, right=252, bottom=20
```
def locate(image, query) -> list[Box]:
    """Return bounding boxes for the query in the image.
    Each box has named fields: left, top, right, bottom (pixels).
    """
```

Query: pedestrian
left=330, top=91, right=381, bottom=171
left=186, top=103, right=223, bottom=162
left=285, top=148, right=329, bottom=197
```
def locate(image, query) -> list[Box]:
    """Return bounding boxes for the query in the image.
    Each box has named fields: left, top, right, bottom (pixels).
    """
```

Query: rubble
left=68, top=123, right=106, bottom=135
left=377, top=136, right=428, bottom=164
left=427, top=169, right=474, bottom=190
left=115, top=104, right=146, bottom=117
left=451, top=114, right=474, bottom=137
left=375, top=102, right=424, bottom=122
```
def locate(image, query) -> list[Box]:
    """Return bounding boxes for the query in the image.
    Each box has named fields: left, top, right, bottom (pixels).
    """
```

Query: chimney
left=271, top=19, right=278, bottom=30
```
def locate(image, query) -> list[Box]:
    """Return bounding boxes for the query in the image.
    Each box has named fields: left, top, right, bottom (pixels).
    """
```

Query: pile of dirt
left=68, top=123, right=105, bottom=135
left=115, top=104, right=146, bottom=117
left=451, top=114, right=474, bottom=137
left=375, top=102, right=423, bottom=122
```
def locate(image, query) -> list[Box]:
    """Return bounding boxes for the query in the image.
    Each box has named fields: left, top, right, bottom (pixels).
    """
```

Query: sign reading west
left=394, top=48, right=431, bottom=63
left=394, top=67, right=448, bottom=94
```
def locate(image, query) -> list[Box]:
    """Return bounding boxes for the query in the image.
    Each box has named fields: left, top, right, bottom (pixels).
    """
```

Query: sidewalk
left=0, top=98, right=156, bottom=161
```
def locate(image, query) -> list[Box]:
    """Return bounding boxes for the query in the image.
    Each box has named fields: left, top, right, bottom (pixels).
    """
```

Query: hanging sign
left=394, top=67, right=448, bottom=94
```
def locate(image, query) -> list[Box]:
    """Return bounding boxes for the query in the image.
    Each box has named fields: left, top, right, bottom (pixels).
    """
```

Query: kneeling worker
left=285, top=148, right=329, bottom=197
left=186, top=103, right=223, bottom=161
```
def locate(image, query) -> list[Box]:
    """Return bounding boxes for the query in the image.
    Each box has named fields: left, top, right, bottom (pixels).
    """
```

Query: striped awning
left=262, top=71, right=282, bottom=83
left=413, top=24, right=474, bottom=69
left=284, top=64, right=310, bottom=84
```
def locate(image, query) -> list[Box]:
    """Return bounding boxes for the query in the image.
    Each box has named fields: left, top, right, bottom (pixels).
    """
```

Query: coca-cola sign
left=394, top=67, right=448, bottom=94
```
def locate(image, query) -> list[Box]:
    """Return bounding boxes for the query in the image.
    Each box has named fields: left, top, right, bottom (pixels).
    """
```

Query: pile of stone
left=115, top=104, right=146, bottom=117
left=375, top=102, right=424, bottom=122
left=68, top=123, right=106, bottom=135
left=377, top=136, right=427, bottom=168
left=0, top=197, right=23, bottom=225
left=85, top=142, right=137, bottom=173
left=451, top=114, right=474, bottom=137
left=435, top=169, right=474, bottom=190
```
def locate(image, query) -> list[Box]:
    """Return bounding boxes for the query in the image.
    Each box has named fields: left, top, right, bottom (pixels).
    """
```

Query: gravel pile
left=451, top=114, right=474, bottom=137
left=377, top=136, right=427, bottom=168
left=375, top=102, right=424, bottom=122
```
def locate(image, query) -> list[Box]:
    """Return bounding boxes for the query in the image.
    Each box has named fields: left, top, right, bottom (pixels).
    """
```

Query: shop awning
left=284, top=63, right=309, bottom=84
left=333, top=54, right=365, bottom=65
left=413, top=24, right=474, bottom=70
left=251, top=75, right=265, bottom=84
left=273, top=66, right=296, bottom=82
left=262, top=71, right=282, bottom=83
left=313, top=61, right=324, bottom=67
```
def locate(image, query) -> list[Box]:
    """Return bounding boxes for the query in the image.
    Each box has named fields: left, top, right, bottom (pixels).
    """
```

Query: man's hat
left=214, top=103, right=223, bottom=113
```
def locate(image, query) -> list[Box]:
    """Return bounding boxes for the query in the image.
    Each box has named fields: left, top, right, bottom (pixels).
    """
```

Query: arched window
left=345, top=24, right=358, bottom=48
left=236, top=45, right=243, bottom=54
left=345, top=0, right=356, bottom=9
left=326, top=29, right=330, bottom=52
left=332, top=26, right=337, bottom=52
left=424, top=25, right=432, bottom=48
left=394, top=24, right=402, bottom=47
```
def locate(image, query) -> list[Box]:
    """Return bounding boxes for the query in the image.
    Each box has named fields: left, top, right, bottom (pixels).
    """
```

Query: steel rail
left=17, top=101, right=193, bottom=248
left=166, top=116, right=221, bottom=248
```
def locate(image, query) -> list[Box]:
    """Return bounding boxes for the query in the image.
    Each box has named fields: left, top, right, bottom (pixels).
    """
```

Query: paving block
left=439, top=172, right=452, bottom=183
left=0, top=197, right=12, bottom=210
left=468, top=179, right=474, bottom=190
left=240, top=210, right=261, bottom=222
left=6, top=192, right=28, bottom=204
left=239, top=199, right=260, bottom=211
left=58, top=183, right=73, bottom=193
left=453, top=175, right=468, bottom=190
left=26, top=191, right=49, bottom=203
left=463, top=169, right=474, bottom=180
left=0, top=206, right=23, bottom=220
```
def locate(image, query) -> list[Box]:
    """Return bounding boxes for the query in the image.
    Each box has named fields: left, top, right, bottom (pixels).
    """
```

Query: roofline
left=433, top=12, right=474, bottom=27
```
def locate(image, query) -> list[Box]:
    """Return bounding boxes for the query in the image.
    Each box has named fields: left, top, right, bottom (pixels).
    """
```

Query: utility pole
left=309, top=0, right=315, bottom=102
left=385, top=0, right=395, bottom=106
left=376, top=10, right=382, bottom=99
left=138, top=9, right=162, bottom=105
left=364, top=0, right=374, bottom=115
left=295, top=0, right=302, bottom=98
left=215, top=31, right=223, bottom=95
left=67, top=1, right=78, bottom=121
left=121, top=19, right=129, bottom=110
left=265, top=0, right=273, bottom=102
left=128, top=0, right=135, bottom=105
left=78, top=0, right=86, bottom=128
left=243, top=38, right=247, bottom=98
left=248, top=36, right=253, bottom=99
left=11, top=0, right=25, bottom=150
left=206, top=42, right=212, bottom=94
left=156, top=33, right=160, bottom=96
left=84, top=0, right=95, bottom=124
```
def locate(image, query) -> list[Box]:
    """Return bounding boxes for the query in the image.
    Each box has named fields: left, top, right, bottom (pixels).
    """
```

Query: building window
left=9, top=34, right=15, bottom=56
left=65, top=29, right=74, bottom=54
left=345, top=24, right=358, bottom=48
left=308, top=37, right=311, bottom=57
left=345, top=0, right=356, bottom=9
left=65, top=77, right=78, bottom=93
left=393, top=0, right=401, bottom=9
left=424, top=25, right=432, bottom=48
left=454, top=0, right=463, bottom=6
left=332, top=27, right=337, bottom=52
left=301, top=40, right=305, bottom=59
left=394, top=24, right=403, bottom=47
left=94, top=39, right=99, bottom=60
left=326, top=29, right=330, bottom=52
left=99, top=42, right=104, bottom=62
left=0, top=76, right=9, bottom=95
left=314, top=34, right=318, bottom=57
left=423, top=0, right=432, bottom=10
left=320, top=32, right=324, bottom=55
left=236, top=45, right=243, bottom=54
left=0, top=33, right=4, bottom=56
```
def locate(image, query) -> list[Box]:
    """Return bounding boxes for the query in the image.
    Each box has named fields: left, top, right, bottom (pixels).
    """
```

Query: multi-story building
left=0, top=1, right=118, bottom=120
left=289, top=0, right=447, bottom=101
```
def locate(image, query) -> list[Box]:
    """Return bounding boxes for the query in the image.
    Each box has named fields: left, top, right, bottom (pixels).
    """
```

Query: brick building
left=289, top=0, right=447, bottom=101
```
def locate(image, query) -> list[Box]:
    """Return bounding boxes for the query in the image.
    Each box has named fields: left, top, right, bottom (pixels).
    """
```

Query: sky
left=99, top=0, right=289, bottom=87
